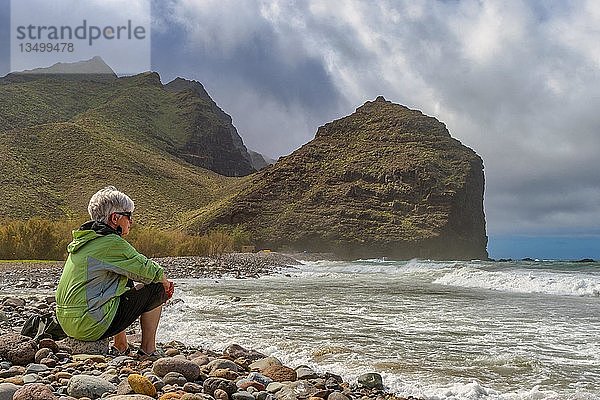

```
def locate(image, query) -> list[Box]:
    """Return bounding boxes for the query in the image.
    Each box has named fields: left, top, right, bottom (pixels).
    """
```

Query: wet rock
left=104, top=396, right=156, bottom=400
left=160, top=392, right=186, bottom=400
left=206, top=359, right=243, bottom=373
left=213, top=388, right=229, bottom=400
left=274, top=386, right=297, bottom=400
left=35, top=347, right=52, bottom=363
left=40, top=357, right=58, bottom=368
left=266, top=382, right=285, bottom=393
left=2, top=298, right=25, bottom=308
left=237, top=379, right=266, bottom=391
left=39, top=338, right=60, bottom=353
left=224, top=344, right=266, bottom=361
left=0, top=382, right=20, bottom=400
left=210, top=368, right=239, bottom=380
left=357, top=373, right=383, bottom=390
left=295, top=366, right=318, bottom=380
left=163, top=371, right=187, bottom=386
left=262, top=365, right=297, bottom=382
left=246, top=372, right=273, bottom=387
left=22, top=372, right=41, bottom=383
left=26, top=363, right=50, bottom=374
left=165, top=348, right=180, bottom=357
left=327, top=393, right=349, bottom=400
left=311, top=389, right=331, bottom=398
left=0, top=365, right=24, bottom=378
left=67, top=374, right=116, bottom=398
left=128, top=373, right=157, bottom=397
left=183, top=382, right=204, bottom=393
left=12, top=383, right=57, bottom=400
left=255, top=392, right=274, bottom=400
left=232, top=392, right=255, bottom=400
left=249, top=357, right=282, bottom=372
left=191, top=355, right=211, bottom=367
left=203, top=377, right=238, bottom=396
left=111, top=355, right=136, bottom=366
left=153, top=357, right=201, bottom=381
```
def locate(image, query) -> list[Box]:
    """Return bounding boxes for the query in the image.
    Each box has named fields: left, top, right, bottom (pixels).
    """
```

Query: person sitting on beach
left=55, top=186, right=174, bottom=357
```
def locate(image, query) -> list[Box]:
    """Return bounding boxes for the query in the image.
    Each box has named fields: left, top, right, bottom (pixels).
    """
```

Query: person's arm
left=103, top=236, right=165, bottom=284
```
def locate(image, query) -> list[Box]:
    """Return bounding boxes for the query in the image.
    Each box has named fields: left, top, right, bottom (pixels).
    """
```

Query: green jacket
left=56, top=221, right=164, bottom=341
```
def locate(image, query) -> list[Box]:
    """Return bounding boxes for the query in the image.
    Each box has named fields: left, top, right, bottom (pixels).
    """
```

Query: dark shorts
left=100, top=282, right=168, bottom=339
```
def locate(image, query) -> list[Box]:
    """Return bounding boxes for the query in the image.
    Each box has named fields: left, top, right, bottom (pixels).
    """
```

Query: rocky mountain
left=164, top=78, right=255, bottom=176
left=188, top=96, right=488, bottom=260
left=0, top=60, right=259, bottom=223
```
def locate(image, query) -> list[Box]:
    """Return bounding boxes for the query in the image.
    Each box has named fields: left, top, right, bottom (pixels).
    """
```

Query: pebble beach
left=0, top=254, right=417, bottom=400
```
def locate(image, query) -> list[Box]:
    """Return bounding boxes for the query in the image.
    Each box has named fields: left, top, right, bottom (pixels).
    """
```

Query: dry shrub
left=0, top=218, right=252, bottom=260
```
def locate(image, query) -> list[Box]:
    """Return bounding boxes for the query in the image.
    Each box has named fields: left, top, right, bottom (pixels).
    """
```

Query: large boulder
left=0, top=333, right=37, bottom=365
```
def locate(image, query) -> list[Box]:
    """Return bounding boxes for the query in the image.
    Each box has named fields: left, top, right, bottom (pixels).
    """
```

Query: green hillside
left=0, top=70, right=253, bottom=226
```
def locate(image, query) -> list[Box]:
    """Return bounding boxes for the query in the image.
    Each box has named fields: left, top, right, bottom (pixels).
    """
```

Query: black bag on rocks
left=21, top=313, right=67, bottom=341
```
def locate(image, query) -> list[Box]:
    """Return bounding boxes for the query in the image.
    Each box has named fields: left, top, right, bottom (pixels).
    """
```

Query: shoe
left=136, top=348, right=165, bottom=361
left=108, top=345, right=133, bottom=356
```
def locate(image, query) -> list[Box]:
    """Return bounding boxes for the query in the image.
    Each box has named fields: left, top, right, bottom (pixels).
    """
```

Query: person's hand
left=162, top=276, right=174, bottom=299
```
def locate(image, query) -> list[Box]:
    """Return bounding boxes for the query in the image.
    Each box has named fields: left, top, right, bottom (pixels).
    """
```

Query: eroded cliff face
left=165, top=78, right=256, bottom=177
left=192, top=97, right=488, bottom=260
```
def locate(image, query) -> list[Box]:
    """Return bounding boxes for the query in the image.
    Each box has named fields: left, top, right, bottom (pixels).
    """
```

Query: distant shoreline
left=0, top=253, right=301, bottom=292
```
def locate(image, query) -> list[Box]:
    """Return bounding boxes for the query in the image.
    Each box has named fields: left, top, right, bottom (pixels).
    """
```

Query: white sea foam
left=294, top=258, right=457, bottom=277
left=433, top=266, right=600, bottom=297
left=158, top=261, right=600, bottom=400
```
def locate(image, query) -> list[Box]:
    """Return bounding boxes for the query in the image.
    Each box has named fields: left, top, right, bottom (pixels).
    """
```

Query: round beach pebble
left=35, top=347, right=52, bottom=363
left=210, top=368, right=238, bottom=380
left=153, top=357, right=201, bottom=381
left=39, top=338, right=59, bottom=353
left=67, top=374, right=116, bottom=398
left=213, top=388, right=229, bottom=400
left=206, top=359, right=243, bottom=373
left=262, top=365, right=297, bottom=382
left=248, top=357, right=282, bottom=372
left=203, top=378, right=238, bottom=397
left=357, top=373, right=383, bottom=390
left=163, top=371, right=187, bottom=386
left=0, top=382, right=21, bottom=400
left=12, top=383, right=56, bottom=400
left=128, top=373, right=157, bottom=397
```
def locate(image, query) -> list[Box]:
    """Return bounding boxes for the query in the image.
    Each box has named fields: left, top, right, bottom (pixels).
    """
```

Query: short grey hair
left=88, top=186, right=135, bottom=223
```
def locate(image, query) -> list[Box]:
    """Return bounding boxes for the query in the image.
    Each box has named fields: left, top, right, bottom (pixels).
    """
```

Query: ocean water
left=159, top=259, right=600, bottom=400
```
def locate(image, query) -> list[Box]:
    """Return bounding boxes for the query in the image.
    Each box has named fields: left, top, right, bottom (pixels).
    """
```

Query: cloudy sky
left=2, top=0, right=599, bottom=259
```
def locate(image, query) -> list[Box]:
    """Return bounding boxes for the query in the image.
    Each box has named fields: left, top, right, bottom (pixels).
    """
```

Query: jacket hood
left=67, top=221, right=119, bottom=253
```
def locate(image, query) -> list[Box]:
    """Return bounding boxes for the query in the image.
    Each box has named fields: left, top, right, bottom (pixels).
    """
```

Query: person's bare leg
left=140, top=305, right=162, bottom=354
left=113, top=330, right=128, bottom=352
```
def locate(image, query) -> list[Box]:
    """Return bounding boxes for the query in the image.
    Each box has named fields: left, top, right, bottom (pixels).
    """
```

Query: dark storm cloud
left=151, top=0, right=346, bottom=158
left=149, top=0, right=600, bottom=237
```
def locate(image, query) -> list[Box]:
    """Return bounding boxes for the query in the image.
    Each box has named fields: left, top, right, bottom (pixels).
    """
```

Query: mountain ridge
left=186, top=96, right=488, bottom=260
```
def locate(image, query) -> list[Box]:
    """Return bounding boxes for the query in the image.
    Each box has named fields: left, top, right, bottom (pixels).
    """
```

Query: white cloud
left=158, top=0, right=600, bottom=236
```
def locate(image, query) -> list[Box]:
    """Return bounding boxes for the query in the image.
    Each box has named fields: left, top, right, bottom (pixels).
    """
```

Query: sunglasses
left=115, top=211, right=133, bottom=220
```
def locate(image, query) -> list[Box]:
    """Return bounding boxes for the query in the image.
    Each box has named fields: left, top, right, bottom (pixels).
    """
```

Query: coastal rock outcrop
left=191, top=97, right=488, bottom=260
